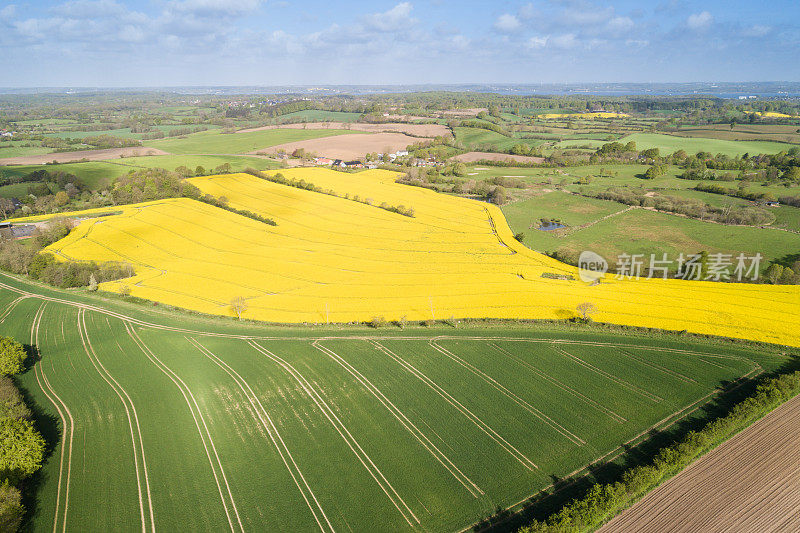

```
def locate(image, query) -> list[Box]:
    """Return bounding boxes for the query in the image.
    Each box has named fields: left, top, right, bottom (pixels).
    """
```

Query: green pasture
left=512, top=206, right=800, bottom=266
left=618, top=133, right=794, bottom=157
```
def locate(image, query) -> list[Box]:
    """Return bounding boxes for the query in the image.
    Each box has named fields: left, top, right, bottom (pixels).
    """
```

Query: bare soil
left=450, top=151, right=545, bottom=164
left=251, top=132, right=420, bottom=160
left=599, top=392, right=800, bottom=533
left=0, top=147, right=170, bottom=166
left=238, top=122, right=450, bottom=138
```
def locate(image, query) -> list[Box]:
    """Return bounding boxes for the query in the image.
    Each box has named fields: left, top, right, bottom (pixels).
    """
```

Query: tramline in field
left=0, top=274, right=785, bottom=532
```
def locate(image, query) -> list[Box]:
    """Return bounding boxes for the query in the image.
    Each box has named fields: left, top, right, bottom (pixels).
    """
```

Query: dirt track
left=599, top=393, right=800, bottom=533
left=0, top=147, right=170, bottom=166
left=251, top=132, right=420, bottom=160
left=238, top=122, right=450, bottom=138
left=450, top=151, right=545, bottom=164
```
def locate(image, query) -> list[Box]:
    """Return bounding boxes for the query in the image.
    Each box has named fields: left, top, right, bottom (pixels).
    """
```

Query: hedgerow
left=515, top=369, right=800, bottom=533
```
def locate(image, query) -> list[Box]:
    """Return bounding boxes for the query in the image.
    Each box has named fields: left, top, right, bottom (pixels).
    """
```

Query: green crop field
left=146, top=128, right=358, bottom=155
left=276, top=110, right=363, bottom=123
left=0, top=272, right=787, bottom=532
left=617, top=133, right=794, bottom=157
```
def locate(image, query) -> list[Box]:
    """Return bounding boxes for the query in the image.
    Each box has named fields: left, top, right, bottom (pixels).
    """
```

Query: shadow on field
left=15, top=343, right=60, bottom=533
left=473, top=356, right=800, bottom=533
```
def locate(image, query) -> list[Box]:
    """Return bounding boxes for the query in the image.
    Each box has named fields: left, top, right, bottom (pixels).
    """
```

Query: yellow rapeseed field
left=32, top=169, right=800, bottom=346
left=756, top=111, right=796, bottom=118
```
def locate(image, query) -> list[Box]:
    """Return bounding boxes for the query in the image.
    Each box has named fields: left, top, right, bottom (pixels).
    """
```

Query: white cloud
left=606, top=16, right=634, bottom=35
left=0, top=5, right=16, bottom=20
left=743, top=24, right=770, bottom=37
left=559, top=6, right=614, bottom=28
left=362, top=2, right=416, bottom=32
left=448, top=34, right=470, bottom=49
left=687, top=11, right=713, bottom=30
left=52, top=0, right=126, bottom=18
left=527, top=35, right=548, bottom=49
left=494, top=13, right=521, bottom=33
left=550, top=33, right=579, bottom=49
left=119, top=24, right=145, bottom=43
left=166, top=0, right=262, bottom=16
left=519, top=3, right=537, bottom=20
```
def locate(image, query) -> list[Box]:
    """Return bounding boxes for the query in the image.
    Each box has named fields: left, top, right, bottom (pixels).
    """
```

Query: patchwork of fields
left=18, top=168, right=800, bottom=346
left=0, top=275, right=787, bottom=532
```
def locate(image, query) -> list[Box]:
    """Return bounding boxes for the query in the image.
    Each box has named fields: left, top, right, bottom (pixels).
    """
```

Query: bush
left=0, top=337, right=26, bottom=376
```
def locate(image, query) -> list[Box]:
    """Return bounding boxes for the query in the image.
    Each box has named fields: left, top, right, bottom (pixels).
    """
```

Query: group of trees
left=591, top=187, right=777, bottom=226
left=0, top=336, right=46, bottom=532
left=0, top=218, right=130, bottom=289
left=764, top=262, right=800, bottom=285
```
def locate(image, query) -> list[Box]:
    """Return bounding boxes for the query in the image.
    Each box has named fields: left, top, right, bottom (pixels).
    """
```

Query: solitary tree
left=231, top=297, right=248, bottom=320
left=576, top=302, right=597, bottom=321
left=0, top=337, right=26, bottom=376
left=87, top=273, right=98, bottom=292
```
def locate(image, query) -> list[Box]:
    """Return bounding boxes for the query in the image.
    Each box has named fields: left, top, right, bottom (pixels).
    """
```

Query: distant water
left=538, top=222, right=567, bottom=231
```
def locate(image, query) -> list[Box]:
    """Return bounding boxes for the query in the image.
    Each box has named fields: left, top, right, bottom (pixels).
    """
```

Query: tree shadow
left=473, top=355, right=800, bottom=533
left=15, top=343, right=60, bottom=532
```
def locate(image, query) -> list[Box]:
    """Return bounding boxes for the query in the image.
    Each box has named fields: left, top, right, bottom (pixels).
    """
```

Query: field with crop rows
left=0, top=273, right=788, bottom=532
left=16, top=168, right=800, bottom=346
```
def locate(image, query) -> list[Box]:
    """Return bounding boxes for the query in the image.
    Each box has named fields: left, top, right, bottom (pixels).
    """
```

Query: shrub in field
left=0, top=337, right=26, bottom=376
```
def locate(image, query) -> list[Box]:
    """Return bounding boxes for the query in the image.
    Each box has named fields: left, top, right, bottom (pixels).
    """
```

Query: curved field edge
left=0, top=273, right=792, bottom=532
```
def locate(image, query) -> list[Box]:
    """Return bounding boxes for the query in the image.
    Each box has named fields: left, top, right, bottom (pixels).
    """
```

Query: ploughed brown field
left=251, top=132, right=420, bottom=160
left=0, top=147, right=170, bottom=166
left=238, top=121, right=451, bottom=137
left=599, top=393, right=800, bottom=533
left=450, top=151, right=545, bottom=164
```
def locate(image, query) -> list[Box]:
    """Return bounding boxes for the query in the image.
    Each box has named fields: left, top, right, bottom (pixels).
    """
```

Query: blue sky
left=1, top=0, right=798, bottom=86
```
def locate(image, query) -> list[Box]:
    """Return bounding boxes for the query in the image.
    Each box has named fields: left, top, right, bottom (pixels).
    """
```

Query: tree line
left=0, top=336, right=46, bottom=532
left=488, top=368, right=800, bottom=533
